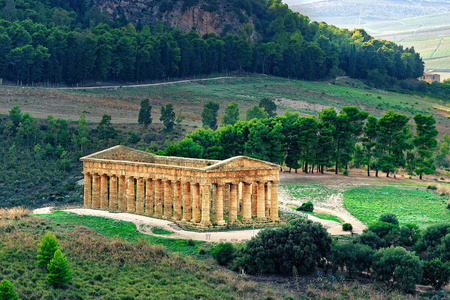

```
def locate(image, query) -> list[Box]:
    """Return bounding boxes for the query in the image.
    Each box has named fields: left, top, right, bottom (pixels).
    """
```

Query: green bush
left=342, top=169, right=349, bottom=176
left=46, top=249, right=73, bottom=287
left=422, top=258, right=450, bottom=290
left=297, top=201, right=314, bottom=212
left=327, top=243, right=375, bottom=278
left=379, top=213, right=399, bottom=226
left=436, top=234, right=450, bottom=262
left=398, top=224, right=421, bottom=247
left=358, top=230, right=386, bottom=250
left=210, top=243, right=235, bottom=265
left=372, top=246, right=423, bottom=292
left=0, top=279, right=18, bottom=300
left=418, top=224, right=450, bottom=252
left=368, top=221, right=398, bottom=239
left=342, top=223, right=353, bottom=231
left=37, top=232, right=61, bottom=269
left=236, top=218, right=331, bottom=275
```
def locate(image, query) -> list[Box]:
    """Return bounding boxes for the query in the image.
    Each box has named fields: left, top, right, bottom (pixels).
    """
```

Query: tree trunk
left=367, top=165, right=370, bottom=177
left=386, top=171, right=389, bottom=177
left=311, top=165, right=314, bottom=174
left=321, top=165, right=324, bottom=174
left=304, top=162, right=308, bottom=174
left=420, top=174, right=422, bottom=180
left=335, top=160, right=338, bottom=175
left=375, top=169, right=378, bottom=177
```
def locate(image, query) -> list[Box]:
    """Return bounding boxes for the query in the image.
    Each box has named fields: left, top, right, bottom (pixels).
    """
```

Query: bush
left=210, top=243, right=235, bottom=265
left=379, top=213, right=399, bottom=226
left=327, top=243, right=374, bottom=278
left=358, top=230, right=386, bottom=250
left=342, top=169, right=348, bottom=176
left=398, top=224, right=421, bottom=247
left=236, top=218, right=331, bottom=275
left=369, top=221, right=398, bottom=238
left=37, top=232, right=61, bottom=268
left=436, top=234, right=450, bottom=262
left=297, top=201, right=314, bottom=212
left=422, top=258, right=450, bottom=290
left=0, top=279, right=18, bottom=300
left=419, top=224, right=450, bottom=252
left=342, top=223, right=353, bottom=231
left=372, top=246, right=423, bottom=292
left=46, top=249, right=73, bottom=287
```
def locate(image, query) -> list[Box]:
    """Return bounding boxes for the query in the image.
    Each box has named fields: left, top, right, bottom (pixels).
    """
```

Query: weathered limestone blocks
left=81, top=146, right=281, bottom=230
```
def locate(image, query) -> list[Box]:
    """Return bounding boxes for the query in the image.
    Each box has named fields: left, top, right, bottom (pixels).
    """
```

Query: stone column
left=118, top=176, right=126, bottom=211
left=83, top=173, right=91, bottom=207
left=154, top=179, right=163, bottom=217
left=224, top=184, right=230, bottom=214
left=100, top=174, right=108, bottom=209
left=214, top=184, right=225, bottom=225
left=163, top=180, right=172, bottom=219
left=242, top=182, right=252, bottom=221
left=229, top=182, right=238, bottom=223
left=251, top=182, right=258, bottom=216
left=145, top=179, right=153, bottom=216
left=270, top=182, right=280, bottom=221
left=182, top=182, right=191, bottom=222
left=201, top=184, right=211, bottom=226
left=109, top=175, right=118, bottom=210
left=173, top=181, right=182, bottom=220
left=136, top=177, right=145, bottom=214
left=91, top=174, right=100, bottom=208
left=126, top=177, right=135, bottom=212
left=265, top=182, right=269, bottom=217
left=191, top=184, right=201, bottom=223
left=257, top=181, right=266, bottom=220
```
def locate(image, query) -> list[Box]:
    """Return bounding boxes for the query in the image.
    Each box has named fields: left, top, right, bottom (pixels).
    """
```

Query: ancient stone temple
left=81, top=145, right=280, bottom=229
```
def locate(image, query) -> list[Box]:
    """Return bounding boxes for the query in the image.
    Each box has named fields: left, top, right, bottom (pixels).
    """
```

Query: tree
left=237, top=218, right=331, bottom=275
left=328, top=243, right=374, bottom=278
left=0, top=279, right=18, bottom=300
left=138, top=99, right=152, bottom=127
left=96, top=114, right=116, bottom=140
left=379, top=213, right=399, bottom=226
left=8, top=105, right=22, bottom=128
left=259, top=97, right=277, bottom=118
left=160, top=104, right=175, bottom=132
left=246, top=105, right=268, bottom=121
left=372, top=246, right=423, bottom=292
left=223, top=102, right=239, bottom=126
left=37, top=232, right=61, bottom=268
left=72, top=114, right=89, bottom=153
left=210, top=243, right=235, bottom=265
left=201, top=101, right=219, bottom=130
left=46, top=249, right=73, bottom=287
left=422, top=258, right=450, bottom=290
left=413, top=114, right=438, bottom=179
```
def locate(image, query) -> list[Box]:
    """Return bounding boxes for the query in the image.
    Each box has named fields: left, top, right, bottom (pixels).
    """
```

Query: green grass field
left=343, top=185, right=450, bottom=228
left=282, top=182, right=335, bottom=202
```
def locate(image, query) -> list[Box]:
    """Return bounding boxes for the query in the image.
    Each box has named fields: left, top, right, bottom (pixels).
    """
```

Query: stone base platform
left=179, top=219, right=284, bottom=231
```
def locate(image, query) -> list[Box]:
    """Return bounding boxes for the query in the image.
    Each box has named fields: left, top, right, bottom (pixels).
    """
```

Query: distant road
left=53, top=76, right=234, bottom=90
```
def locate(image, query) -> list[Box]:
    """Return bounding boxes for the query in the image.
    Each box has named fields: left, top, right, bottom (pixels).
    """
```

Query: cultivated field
left=0, top=76, right=448, bottom=136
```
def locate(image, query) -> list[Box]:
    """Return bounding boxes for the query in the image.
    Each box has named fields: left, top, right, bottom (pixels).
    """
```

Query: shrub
left=372, top=246, right=423, bottom=292
left=358, top=230, right=386, bottom=250
left=436, top=234, right=450, bottom=262
left=419, top=224, right=450, bottom=252
left=379, top=213, right=399, bottom=226
left=422, top=258, right=450, bottom=290
left=37, top=232, right=61, bottom=268
left=0, top=279, right=18, bottom=300
left=236, top=218, right=331, bottom=275
left=342, top=169, right=349, bottom=176
left=186, top=239, right=195, bottom=247
left=369, top=221, right=398, bottom=238
left=210, top=243, right=235, bottom=265
left=327, top=243, right=374, bottom=278
left=342, top=223, right=353, bottom=231
left=398, top=224, right=421, bottom=247
left=46, top=249, right=73, bottom=287
left=297, top=201, right=314, bottom=212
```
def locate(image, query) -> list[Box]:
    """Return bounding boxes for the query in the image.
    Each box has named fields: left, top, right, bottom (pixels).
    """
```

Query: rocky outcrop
left=94, top=0, right=251, bottom=36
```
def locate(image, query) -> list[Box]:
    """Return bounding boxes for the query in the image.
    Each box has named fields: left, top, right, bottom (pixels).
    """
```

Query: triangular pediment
left=205, top=156, right=279, bottom=170
left=80, top=145, right=156, bottom=163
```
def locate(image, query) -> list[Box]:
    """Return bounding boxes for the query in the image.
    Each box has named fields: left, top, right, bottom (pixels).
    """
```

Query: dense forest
left=0, top=0, right=423, bottom=85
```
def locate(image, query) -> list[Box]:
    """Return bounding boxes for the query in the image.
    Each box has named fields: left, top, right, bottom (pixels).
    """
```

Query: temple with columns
left=81, top=145, right=281, bottom=229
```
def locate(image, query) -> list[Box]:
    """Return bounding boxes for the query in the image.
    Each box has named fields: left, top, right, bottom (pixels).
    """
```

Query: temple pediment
left=206, top=156, right=279, bottom=171
left=81, top=145, right=157, bottom=163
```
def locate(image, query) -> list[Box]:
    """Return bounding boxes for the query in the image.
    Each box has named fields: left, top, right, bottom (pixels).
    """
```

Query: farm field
left=0, top=75, right=448, bottom=136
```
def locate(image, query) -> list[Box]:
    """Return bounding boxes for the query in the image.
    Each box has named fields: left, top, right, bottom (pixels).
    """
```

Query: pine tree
left=0, top=279, right=18, bottom=300
left=46, top=249, right=73, bottom=287
left=413, top=114, right=438, bottom=179
left=160, top=104, right=175, bottom=132
left=138, top=99, right=152, bottom=127
left=37, top=232, right=61, bottom=268
left=223, top=102, right=239, bottom=126
left=201, top=101, right=220, bottom=130
left=259, top=97, right=277, bottom=118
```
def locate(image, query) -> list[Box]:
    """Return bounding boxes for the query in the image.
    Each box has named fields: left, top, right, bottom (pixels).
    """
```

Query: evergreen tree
left=201, top=101, right=219, bottom=130
left=160, top=103, right=175, bottom=132
left=223, top=102, right=239, bottom=126
left=259, top=97, right=277, bottom=118
left=413, top=114, right=438, bottom=179
left=246, top=105, right=268, bottom=121
left=0, top=279, right=18, bottom=300
left=96, top=114, right=116, bottom=140
left=46, top=249, right=73, bottom=287
left=138, top=99, right=152, bottom=127
left=37, top=232, right=61, bottom=268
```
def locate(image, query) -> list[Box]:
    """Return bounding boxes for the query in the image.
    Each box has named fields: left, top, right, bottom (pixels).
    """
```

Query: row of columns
left=84, top=172, right=280, bottom=225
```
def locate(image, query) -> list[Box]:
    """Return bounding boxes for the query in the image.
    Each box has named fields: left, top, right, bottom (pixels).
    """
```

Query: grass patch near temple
left=343, top=185, right=450, bottom=228
left=303, top=211, right=343, bottom=223
left=151, top=226, right=173, bottom=235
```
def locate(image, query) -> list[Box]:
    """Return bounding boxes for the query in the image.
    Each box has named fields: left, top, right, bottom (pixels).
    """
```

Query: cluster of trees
left=162, top=100, right=444, bottom=178
left=211, top=216, right=450, bottom=293
left=0, top=0, right=423, bottom=85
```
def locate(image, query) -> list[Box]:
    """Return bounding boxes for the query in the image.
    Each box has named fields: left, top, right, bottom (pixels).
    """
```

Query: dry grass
left=0, top=206, right=30, bottom=220
left=437, top=184, right=450, bottom=198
